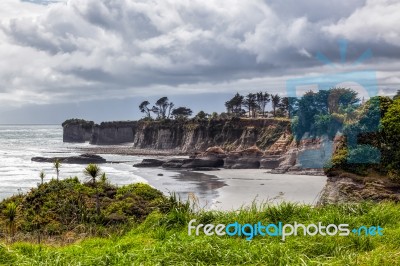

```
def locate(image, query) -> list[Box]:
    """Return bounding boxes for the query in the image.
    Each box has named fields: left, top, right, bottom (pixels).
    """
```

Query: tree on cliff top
left=155, top=97, right=170, bottom=119
left=225, top=93, right=244, bottom=117
left=271, top=94, right=281, bottom=117
left=244, top=93, right=258, bottom=118
left=139, top=101, right=151, bottom=118
left=171, top=107, right=193, bottom=120
left=150, top=97, right=174, bottom=119
left=195, top=111, right=208, bottom=120
left=256, top=92, right=270, bottom=117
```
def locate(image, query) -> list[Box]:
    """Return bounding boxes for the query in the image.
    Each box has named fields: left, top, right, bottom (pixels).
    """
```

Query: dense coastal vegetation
left=2, top=199, right=400, bottom=265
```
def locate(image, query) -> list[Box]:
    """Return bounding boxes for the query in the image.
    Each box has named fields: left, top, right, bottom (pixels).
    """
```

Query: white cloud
left=324, top=0, right=400, bottom=46
left=0, top=0, right=398, bottom=113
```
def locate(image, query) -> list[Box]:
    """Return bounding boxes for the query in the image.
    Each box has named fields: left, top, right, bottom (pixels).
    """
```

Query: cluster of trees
left=293, top=87, right=400, bottom=178
left=224, top=92, right=288, bottom=118
left=290, top=88, right=360, bottom=140
left=138, top=92, right=292, bottom=121
left=139, top=97, right=193, bottom=120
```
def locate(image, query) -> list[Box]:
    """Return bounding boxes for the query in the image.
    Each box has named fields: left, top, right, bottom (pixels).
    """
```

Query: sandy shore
left=71, top=145, right=328, bottom=210
left=194, top=169, right=327, bottom=210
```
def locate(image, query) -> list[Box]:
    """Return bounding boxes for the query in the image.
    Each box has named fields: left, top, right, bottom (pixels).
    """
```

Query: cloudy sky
left=0, top=0, right=399, bottom=124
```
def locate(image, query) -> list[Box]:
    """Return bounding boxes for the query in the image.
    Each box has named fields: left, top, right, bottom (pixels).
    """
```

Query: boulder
left=201, top=146, right=226, bottom=158
left=181, top=157, right=224, bottom=169
left=133, top=159, right=165, bottom=168
left=260, top=155, right=283, bottom=169
left=162, top=158, right=194, bottom=169
left=190, top=167, right=220, bottom=171
left=224, top=145, right=263, bottom=169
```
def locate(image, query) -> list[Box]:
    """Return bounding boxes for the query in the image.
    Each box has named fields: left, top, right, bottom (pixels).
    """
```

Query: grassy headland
left=1, top=177, right=400, bottom=265
left=1, top=202, right=400, bottom=265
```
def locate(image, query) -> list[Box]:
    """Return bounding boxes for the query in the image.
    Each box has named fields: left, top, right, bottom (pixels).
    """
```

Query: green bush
left=3, top=202, right=400, bottom=265
left=0, top=178, right=166, bottom=239
left=347, top=145, right=381, bottom=164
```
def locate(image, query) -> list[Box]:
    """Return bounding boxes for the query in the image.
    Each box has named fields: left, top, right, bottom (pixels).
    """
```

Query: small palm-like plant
left=84, top=164, right=102, bottom=216
left=39, top=170, right=45, bottom=185
left=100, top=172, right=107, bottom=183
left=54, top=159, right=61, bottom=181
left=4, top=202, right=17, bottom=241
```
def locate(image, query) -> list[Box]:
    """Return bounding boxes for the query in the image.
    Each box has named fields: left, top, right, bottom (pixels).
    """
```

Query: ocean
left=0, top=125, right=222, bottom=206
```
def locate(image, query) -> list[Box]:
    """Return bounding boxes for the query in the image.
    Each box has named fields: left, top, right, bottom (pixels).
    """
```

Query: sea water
left=0, top=125, right=225, bottom=208
left=0, top=125, right=151, bottom=199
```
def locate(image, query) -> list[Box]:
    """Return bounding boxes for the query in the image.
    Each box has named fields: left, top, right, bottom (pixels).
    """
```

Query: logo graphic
left=286, top=40, right=380, bottom=169
left=188, top=219, right=384, bottom=241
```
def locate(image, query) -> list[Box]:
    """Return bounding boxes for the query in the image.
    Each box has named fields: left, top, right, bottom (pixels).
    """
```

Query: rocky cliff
left=270, top=134, right=338, bottom=175
left=62, top=119, right=94, bottom=143
left=63, top=118, right=290, bottom=152
left=90, top=121, right=137, bottom=145
left=63, top=118, right=343, bottom=173
left=317, top=174, right=400, bottom=204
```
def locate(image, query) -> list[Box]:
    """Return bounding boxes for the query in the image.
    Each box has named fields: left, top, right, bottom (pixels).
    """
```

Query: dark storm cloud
left=21, top=0, right=63, bottom=5
left=0, top=0, right=399, bottom=123
left=266, top=0, right=367, bottom=22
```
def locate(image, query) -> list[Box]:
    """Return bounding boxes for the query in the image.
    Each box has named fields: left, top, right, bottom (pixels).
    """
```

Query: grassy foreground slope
left=2, top=201, right=400, bottom=265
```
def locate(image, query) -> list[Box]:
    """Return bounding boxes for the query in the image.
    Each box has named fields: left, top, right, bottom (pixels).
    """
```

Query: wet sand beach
left=194, top=169, right=327, bottom=210
left=132, top=166, right=327, bottom=211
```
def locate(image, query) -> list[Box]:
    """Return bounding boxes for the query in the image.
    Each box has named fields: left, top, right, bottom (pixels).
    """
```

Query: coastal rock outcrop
left=133, top=159, right=165, bottom=167
left=318, top=174, right=400, bottom=205
left=90, top=121, right=137, bottom=145
left=181, top=146, right=226, bottom=169
left=271, top=134, right=335, bottom=175
left=62, top=119, right=94, bottom=143
left=61, top=118, right=340, bottom=175
left=32, top=154, right=106, bottom=164
left=181, top=158, right=224, bottom=169
left=224, top=146, right=263, bottom=169
left=260, top=133, right=292, bottom=169
left=201, top=146, right=226, bottom=158
left=161, top=158, right=194, bottom=169
left=62, top=118, right=290, bottom=153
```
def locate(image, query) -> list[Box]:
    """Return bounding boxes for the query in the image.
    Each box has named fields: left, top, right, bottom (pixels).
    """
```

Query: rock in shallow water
left=31, top=154, right=106, bottom=164
left=133, top=159, right=165, bottom=167
left=162, top=158, right=194, bottom=169
left=181, top=157, right=224, bottom=168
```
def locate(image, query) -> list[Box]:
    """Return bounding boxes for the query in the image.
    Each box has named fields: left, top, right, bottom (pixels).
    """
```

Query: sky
left=0, top=0, right=399, bottom=124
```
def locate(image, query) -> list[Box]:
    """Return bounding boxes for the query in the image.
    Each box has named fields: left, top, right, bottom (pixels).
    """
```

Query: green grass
left=2, top=201, right=400, bottom=265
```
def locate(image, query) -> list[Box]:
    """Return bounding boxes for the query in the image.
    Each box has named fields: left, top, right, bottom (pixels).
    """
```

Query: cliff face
left=317, top=175, right=400, bottom=204
left=62, top=118, right=346, bottom=174
left=63, top=118, right=290, bottom=152
left=271, top=134, right=338, bottom=175
left=62, top=119, right=94, bottom=143
left=90, top=122, right=137, bottom=145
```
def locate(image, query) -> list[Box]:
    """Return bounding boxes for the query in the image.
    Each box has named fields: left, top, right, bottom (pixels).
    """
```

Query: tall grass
left=2, top=201, right=400, bottom=265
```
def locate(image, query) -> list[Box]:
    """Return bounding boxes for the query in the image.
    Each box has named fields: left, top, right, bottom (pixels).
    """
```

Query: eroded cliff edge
left=63, top=118, right=290, bottom=152
left=62, top=118, right=335, bottom=173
